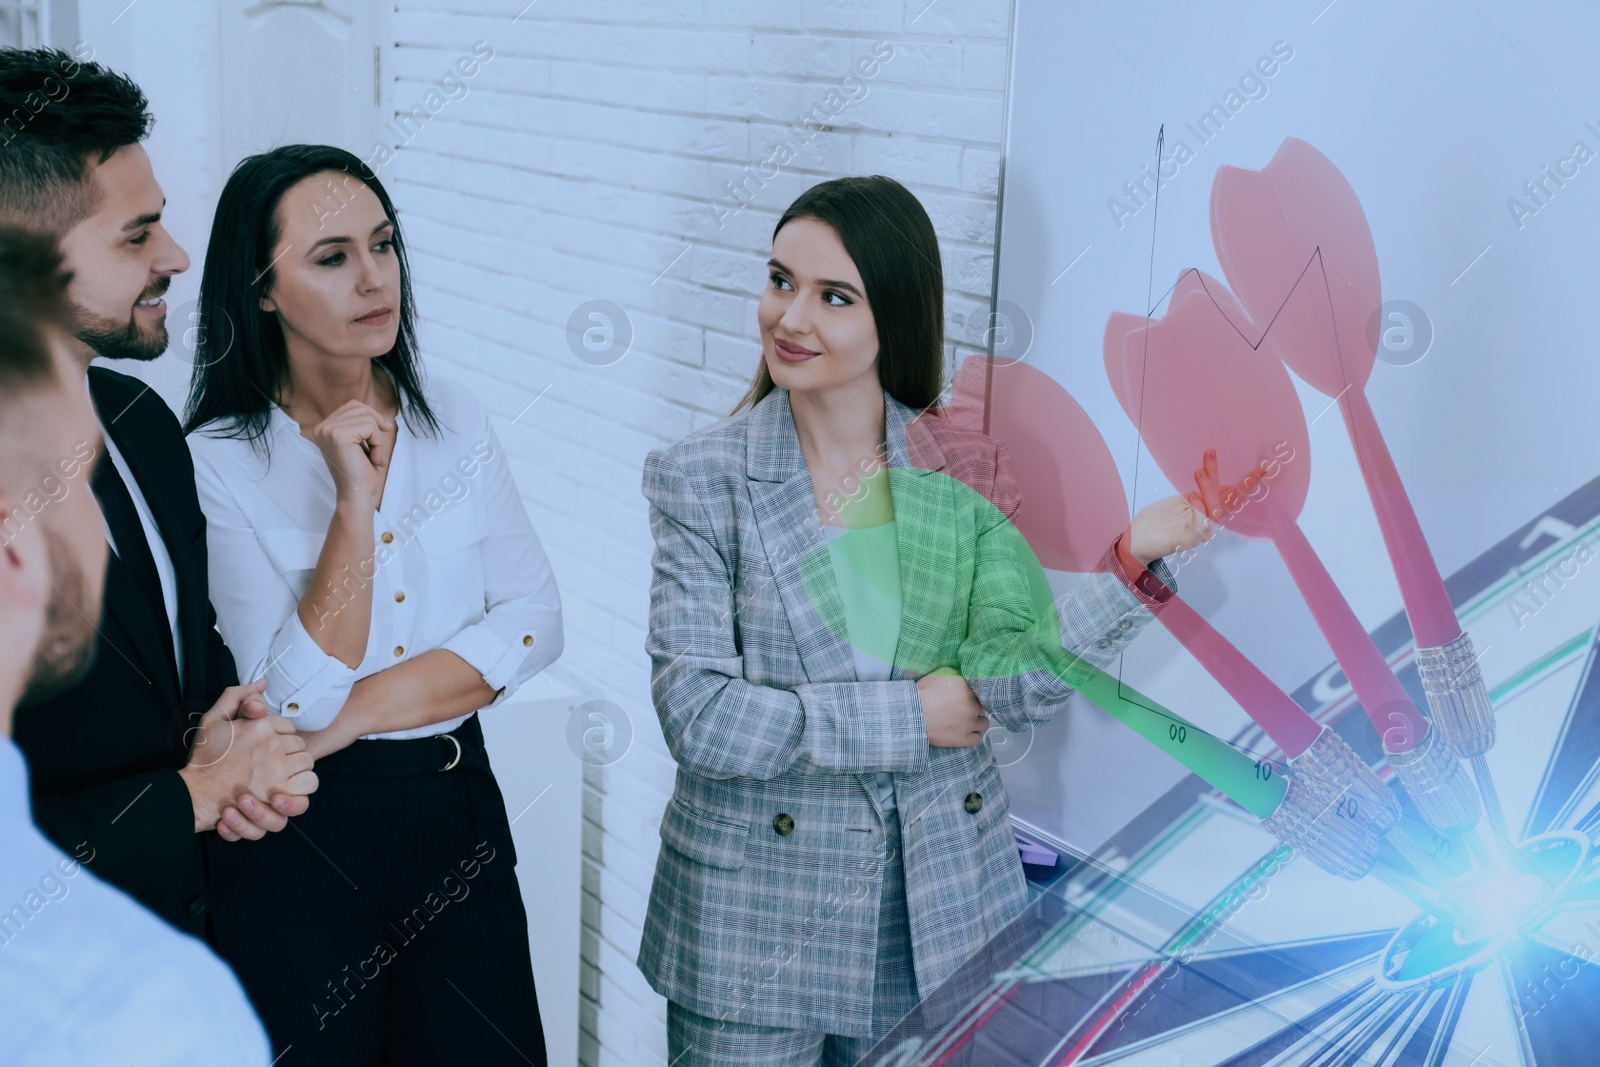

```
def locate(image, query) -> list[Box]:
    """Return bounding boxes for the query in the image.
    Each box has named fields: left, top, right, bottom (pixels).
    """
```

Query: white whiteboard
left=993, top=0, right=1600, bottom=857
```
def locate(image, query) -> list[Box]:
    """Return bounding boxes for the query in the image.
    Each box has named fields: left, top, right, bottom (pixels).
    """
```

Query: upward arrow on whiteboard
left=1519, top=516, right=1578, bottom=551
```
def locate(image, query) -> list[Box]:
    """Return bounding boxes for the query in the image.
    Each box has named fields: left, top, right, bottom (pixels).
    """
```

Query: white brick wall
left=384, top=2, right=1013, bottom=1062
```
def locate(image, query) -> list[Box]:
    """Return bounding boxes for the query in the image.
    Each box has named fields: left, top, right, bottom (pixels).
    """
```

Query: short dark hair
left=0, top=224, right=77, bottom=505
left=733, top=175, right=945, bottom=415
left=0, top=224, right=73, bottom=398
left=0, top=47, right=152, bottom=234
left=183, top=143, right=438, bottom=448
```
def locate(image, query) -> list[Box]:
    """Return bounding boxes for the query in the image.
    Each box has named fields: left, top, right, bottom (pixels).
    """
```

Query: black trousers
left=209, top=714, right=548, bottom=1066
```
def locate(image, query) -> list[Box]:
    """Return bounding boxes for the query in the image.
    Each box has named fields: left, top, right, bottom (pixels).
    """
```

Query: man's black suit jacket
left=14, top=366, right=238, bottom=940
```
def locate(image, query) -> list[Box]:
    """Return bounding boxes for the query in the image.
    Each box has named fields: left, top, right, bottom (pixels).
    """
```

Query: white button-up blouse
left=187, top=377, right=563, bottom=740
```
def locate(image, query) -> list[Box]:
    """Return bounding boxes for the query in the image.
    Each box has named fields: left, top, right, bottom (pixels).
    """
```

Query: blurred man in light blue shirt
left=0, top=226, right=270, bottom=1065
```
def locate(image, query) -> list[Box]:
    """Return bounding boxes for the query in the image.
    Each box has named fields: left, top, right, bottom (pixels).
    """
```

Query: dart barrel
left=1414, top=631, right=1496, bottom=757
left=1287, top=725, right=1400, bottom=837
left=1384, top=726, right=1480, bottom=834
left=1261, top=763, right=1381, bottom=880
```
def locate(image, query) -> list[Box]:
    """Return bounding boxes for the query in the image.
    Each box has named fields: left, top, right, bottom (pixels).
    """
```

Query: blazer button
left=963, top=792, right=983, bottom=814
left=187, top=895, right=208, bottom=918
left=772, top=813, right=795, bottom=836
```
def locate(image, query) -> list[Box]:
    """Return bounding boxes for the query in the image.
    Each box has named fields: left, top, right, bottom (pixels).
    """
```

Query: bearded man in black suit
left=2, top=47, right=318, bottom=940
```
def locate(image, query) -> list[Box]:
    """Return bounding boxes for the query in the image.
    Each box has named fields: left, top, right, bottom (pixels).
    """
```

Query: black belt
left=316, top=713, right=491, bottom=778
left=308, top=712, right=517, bottom=872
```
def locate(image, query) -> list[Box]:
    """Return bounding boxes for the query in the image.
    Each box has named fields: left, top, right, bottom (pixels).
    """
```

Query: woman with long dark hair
left=184, top=144, right=560, bottom=1065
left=636, top=176, right=1222, bottom=1063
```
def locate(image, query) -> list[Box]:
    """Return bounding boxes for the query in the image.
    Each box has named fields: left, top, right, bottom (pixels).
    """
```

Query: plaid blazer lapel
left=746, top=390, right=856, bottom=684
left=883, top=395, right=958, bottom=682
left=745, top=390, right=960, bottom=682
left=744, top=391, right=962, bottom=821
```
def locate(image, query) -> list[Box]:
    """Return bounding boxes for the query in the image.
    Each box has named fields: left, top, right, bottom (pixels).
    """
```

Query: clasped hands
left=179, top=679, right=320, bottom=842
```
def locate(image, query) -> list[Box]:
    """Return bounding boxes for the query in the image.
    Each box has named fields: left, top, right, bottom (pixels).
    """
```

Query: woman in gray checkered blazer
left=637, top=176, right=1216, bottom=1065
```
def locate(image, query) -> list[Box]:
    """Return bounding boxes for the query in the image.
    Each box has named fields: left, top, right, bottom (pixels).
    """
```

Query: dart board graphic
left=859, top=476, right=1600, bottom=1065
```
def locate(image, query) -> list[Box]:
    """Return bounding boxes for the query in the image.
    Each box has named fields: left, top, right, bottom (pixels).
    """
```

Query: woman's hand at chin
left=305, top=399, right=394, bottom=510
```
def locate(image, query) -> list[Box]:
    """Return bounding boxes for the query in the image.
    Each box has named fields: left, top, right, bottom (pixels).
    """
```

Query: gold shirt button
left=381, top=531, right=394, bottom=544
left=286, top=702, right=299, bottom=712
left=394, top=591, right=406, bottom=603
left=393, top=645, right=405, bottom=657
left=522, top=634, right=534, bottom=647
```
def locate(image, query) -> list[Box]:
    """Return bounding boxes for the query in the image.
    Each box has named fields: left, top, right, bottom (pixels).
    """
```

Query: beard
left=20, top=531, right=100, bottom=705
left=75, top=279, right=171, bottom=363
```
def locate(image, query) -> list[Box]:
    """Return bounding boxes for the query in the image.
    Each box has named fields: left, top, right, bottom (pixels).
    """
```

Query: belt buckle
left=438, top=733, right=463, bottom=772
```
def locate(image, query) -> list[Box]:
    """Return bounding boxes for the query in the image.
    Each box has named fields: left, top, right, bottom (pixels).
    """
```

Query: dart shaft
left=1271, top=517, right=1427, bottom=750
left=1066, top=666, right=1287, bottom=819
left=1150, top=589, right=1323, bottom=758
left=1339, top=388, right=1461, bottom=648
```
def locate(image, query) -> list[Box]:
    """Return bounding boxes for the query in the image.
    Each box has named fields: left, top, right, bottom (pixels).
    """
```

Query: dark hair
left=0, top=47, right=152, bottom=234
left=0, top=223, right=74, bottom=398
left=183, top=144, right=438, bottom=448
left=731, top=175, right=944, bottom=415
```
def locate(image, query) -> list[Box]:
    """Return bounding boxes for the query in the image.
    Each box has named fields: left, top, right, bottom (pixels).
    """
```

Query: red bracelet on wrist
left=1114, top=532, right=1146, bottom=577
